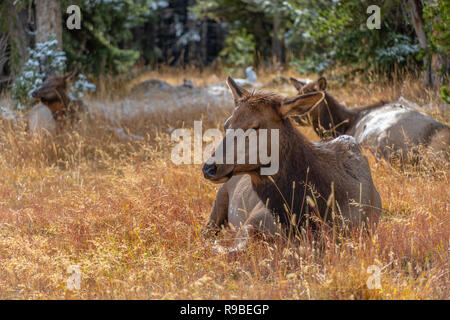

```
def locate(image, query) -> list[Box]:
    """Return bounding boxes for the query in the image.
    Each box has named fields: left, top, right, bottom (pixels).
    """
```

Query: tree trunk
left=200, top=21, right=208, bottom=67
left=4, top=0, right=29, bottom=73
left=272, top=13, right=282, bottom=65
left=409, top=0, right=434, bottom=87
left=35, top=0, right=62, bottom=48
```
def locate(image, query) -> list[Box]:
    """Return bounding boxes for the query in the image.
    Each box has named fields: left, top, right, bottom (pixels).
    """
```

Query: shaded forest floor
left=0, top=68, right=448, bottom=299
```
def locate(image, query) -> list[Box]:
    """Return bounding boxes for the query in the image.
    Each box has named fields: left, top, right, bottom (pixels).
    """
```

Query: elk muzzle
left=202, top=159, right=235, bottom=183
left=202, top=162, right=217, bottom=179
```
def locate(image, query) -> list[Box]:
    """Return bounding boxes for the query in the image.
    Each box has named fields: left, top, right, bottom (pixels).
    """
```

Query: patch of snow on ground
left=89, top=82, right=233, bottom=124
left=0, top=105, right=20, bottom=120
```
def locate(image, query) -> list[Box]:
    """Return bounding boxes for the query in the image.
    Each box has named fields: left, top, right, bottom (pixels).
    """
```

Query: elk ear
left=317, top=77, right=327, bottom=90
left=64, top=70, right=78, bottom=83
left=226, top=76, right=249, bottom=102
left=279, top=92, right=325, bottom=119
left=290, top=77, right=306, bottom=92
left=44, top=71, right=57, bottom=81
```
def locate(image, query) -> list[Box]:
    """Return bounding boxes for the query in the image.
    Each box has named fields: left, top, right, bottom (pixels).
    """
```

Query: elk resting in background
left=202, top=77, right=382, bottom=251
left=27, top=103, right=57, bottom=137
left=290, top=77, right=450, bottom=162
left=28, top=71, right=87, bottom=135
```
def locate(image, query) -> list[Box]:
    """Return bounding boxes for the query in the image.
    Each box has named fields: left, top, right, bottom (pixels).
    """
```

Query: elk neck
left=251, top=119, right=330, bottom=227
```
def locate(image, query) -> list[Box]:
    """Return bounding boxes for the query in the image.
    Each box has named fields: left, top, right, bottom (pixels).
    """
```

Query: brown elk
left=202, top=77, right=382, bottom=251
left=30, top=71, right=87, bottom=132
left=290, top=77, right=450, bottom=162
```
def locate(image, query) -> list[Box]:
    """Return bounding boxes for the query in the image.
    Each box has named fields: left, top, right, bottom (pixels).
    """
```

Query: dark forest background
left=0, top=0, right=448, bottom=93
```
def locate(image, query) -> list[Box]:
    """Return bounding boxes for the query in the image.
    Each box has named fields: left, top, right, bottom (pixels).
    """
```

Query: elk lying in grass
left=202, top=77, right=382, bottom=251
left=28, top=71, right=87, bottom=135
left=290, top=77, right=450, bottom=163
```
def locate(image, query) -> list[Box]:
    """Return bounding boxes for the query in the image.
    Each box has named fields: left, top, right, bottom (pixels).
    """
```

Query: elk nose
left=202, top=162, right=217, bottom=179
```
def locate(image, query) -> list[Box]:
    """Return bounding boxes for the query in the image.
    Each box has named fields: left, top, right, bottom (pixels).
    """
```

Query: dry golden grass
left=0, top=68, right=448, bottom=299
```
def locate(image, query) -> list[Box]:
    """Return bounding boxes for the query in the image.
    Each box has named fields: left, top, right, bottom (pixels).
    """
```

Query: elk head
left=202, top=76, right=325, bottom=183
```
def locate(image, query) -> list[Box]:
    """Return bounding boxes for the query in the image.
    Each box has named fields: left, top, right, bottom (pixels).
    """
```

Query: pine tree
left=62, top=0, right=154, bottom=74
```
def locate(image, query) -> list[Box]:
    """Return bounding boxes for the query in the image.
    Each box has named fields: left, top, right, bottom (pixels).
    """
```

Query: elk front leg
left=202, top=183, right=229, bottom=238
left=232, top=204, right=279, bottom=251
